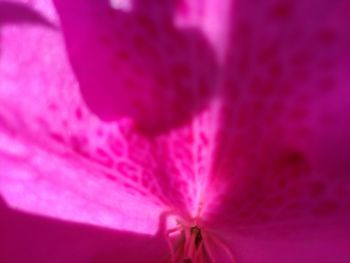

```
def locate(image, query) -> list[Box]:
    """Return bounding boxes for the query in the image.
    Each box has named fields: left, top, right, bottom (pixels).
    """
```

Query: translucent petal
left=0, top=0, right=219, bottom=241
left=0, top=0, right=165, bottom=233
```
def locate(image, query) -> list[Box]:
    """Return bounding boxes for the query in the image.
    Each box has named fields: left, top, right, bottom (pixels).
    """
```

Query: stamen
left=163, top=214, right=236, bottom=263
left=190, top=226, right=203, bottom=249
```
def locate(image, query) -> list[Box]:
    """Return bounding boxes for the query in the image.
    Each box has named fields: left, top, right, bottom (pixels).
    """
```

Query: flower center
left=165, top=219, right=210, bottom=263
left=190, top=226, right=203, bottom=249
left=182, top=225, right=205, bottom=263
left=161, top=211, right=235, bottom=263
left=164, top=219, right=236, bottom=263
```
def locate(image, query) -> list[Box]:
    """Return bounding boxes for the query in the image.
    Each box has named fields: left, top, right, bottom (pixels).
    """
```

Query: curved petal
left=0, top=1, right=178, bottom=262
left=0, top=0, right=164, bottom=233
left=0, top=199, right=169, bottom=263
left=52, top=0, right=220, bottom=135
left=0, top=0, right=220, bottom=235
left=0, top=0, right=229, bottom=262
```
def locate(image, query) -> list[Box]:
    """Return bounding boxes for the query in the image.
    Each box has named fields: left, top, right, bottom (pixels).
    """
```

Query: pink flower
left=0, top=0, right=350, bottom=262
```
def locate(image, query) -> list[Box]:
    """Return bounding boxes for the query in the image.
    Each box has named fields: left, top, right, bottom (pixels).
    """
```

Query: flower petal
left=206, top=0, right=350, bottom=261
left=210, top=0, right=350, bottom=227
left=0, top=0, right=220, bottom=234
left=0, top=0, right=225, bottom=261
left=52, top=0, right=220, bottom=135
left=0, top=199, right=169, bottom=263
left=226, top=222, right=350, bottom=263
left=0, top=0, right=164, bottom=234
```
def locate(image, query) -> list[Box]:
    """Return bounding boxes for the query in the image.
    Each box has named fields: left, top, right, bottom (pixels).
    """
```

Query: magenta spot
left=279, top=82, right=293, bottom=96
left=136, top=14, right=157, bottom=37
left=285, top=199, right=299, bottom=208
left=275, top=151, right=311, bottom=180
left=255, top=212, right=270, bottom=223
left=250, top=77, right=281, bottom=97
left=199, top=132, right=209, bottom=146
left=292, top=68, right=310, bottom=82
left=130, top=174, right=138, bottom=183
left=116, top=49, right=130, bottom=61
left=95, top=147, right=109, bottom=158
left=133, top=36, right=160, bottom=60
left=319, top=76, right=335, bottom=92
left=197, top=81, right=210, bottom=100
left=319, top=60, right=334, bottom=70
left=61, top=119, right=69, bottom=128
left=308, top=181, right=326, bottom=197
left=104, top=173, right=117, bottom=182
left=70, top=135, right=88, bottom=154
left=313, top=200, right=338, bottom=216
left=268, top=196, right=285, bottom=208
left=289, top=107, right=308, bottom=121
left=75, top=107, right=83, bottom=120
left=149, top=185, right=158, bottom=195
left=173, top=144, right=193, bottom=162
left=141, top=178, right=149, bottom=188
left=49, top=132, right=65, bottom=143
left=178, top=0, right=190, bottom=17
left=287, top=186, right=303, bottom=200
left=117, top=161, right=139, bottom=179
left=316, top=29, right=337, bottom=46
left=290, top=50, right=312, bottom=66
left=107, top=136, right=124, bottom=157
left=335, top=186, right=348, bottom=198
left=171, top=63, right=191, bottom=80
left=257, top=45, right=278, bottom=64
left=48, top=103, right=59, bottom=111
left=277, top=176, right=288, bottom=188
left=269, top=2, right=293, bottom=20
left=269, top=62, right=283, bottom=78
left=96, top=128, right=104, bottom=138
left=99, top=34, right=113, bottom=45
left=123, top=182, right=133, bottom=190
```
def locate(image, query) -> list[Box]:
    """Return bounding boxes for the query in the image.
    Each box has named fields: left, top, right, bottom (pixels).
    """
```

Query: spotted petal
left=206, top=0, right=350, bottom=262
left=0, top=0, right=224, bottom=262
